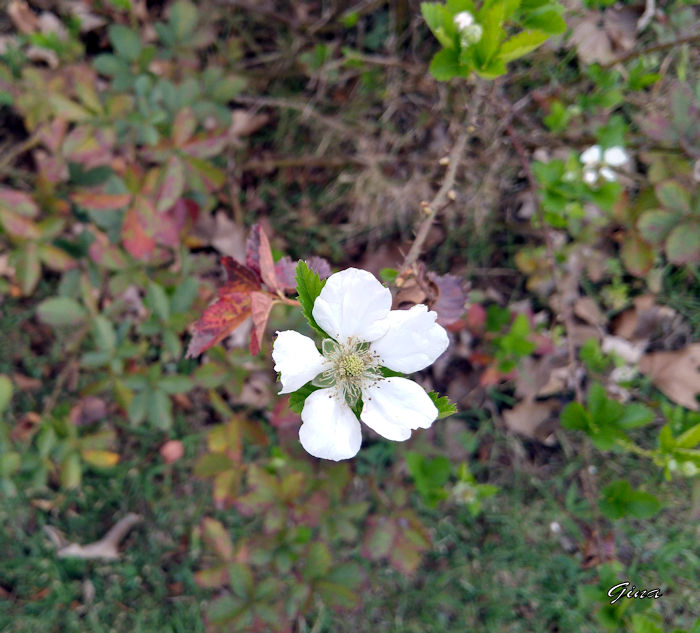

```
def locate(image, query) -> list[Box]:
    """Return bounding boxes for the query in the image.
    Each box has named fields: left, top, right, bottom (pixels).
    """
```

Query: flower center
left=340, top=353, right=365, bottom=378
left=312, top=338, right=382, bottom=406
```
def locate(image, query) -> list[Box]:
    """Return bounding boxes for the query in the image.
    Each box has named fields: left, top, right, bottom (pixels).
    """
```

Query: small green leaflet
left=289, top=383, right=321, bottom=414
left=295, top=260, right=329, bottom=338
left=428, top=391, right=458, bottom=419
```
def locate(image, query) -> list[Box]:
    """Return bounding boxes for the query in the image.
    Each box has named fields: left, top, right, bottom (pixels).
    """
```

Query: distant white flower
left=580, top=145, right=629, bottom=185
left=453, top=10, right=483, bottom=45
left=272, top=268, right=449, bottom=461
left=453, top=11, right=474, bottom=30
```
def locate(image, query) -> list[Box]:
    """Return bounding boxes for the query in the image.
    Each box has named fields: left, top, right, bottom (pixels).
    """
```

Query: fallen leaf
left=574, top=296, right=604, bottom=327
left=229, top=109, right=269, bottom=143
left=8, top=0, right=38, bottom=34
left=46, top=513, right=142, bottom=560
left=160, top=440, right=184, bottom=464
left=69, top=397, right=107, bottom=426
left=603, top=6, right=638, bottom=52
left=427, top=272, right=468, bottom=326
left=639, top=344, right=700, bottom=410
left=11, top=411, right=42, bottom=442
left=11, top=373, right=42, bottom=391
left=503, top=398, right=558, bottom=444
left=570, top=16, right=615, bottom=65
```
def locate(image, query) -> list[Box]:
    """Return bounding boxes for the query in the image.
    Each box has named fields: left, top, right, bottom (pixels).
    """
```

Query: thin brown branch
left=399, top=130, right=469, bottom=275
left=601, top=32, right=700, bottom=68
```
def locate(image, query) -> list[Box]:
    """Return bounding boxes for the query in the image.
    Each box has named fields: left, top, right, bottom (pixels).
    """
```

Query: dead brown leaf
left=46, top=513, right=142, bottom=560
left=574, top=296, right=604, bottom=327
left=69, top=396, right=107, bottom=426
left=639, top=344, right=700, bottom=410
left=8, top=0, right=38, bottom=34
left=603, top=6, right=638, bottom=52
left=570, top=16, right=615, bottom=65
left=503, top=398, right=558, bottom=444
left=229, top=110, right=269, bottom=144
left=11, top=411, right=42, bottom=442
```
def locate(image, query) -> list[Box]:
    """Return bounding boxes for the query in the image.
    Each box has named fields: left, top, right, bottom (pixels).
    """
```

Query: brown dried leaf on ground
left=8, top=0, right=38, bottom=34
left=639, top=344, right=700, bottom=410
left=603, top=6, right=639, bottom=52
left=569, top=16, right=615, bottom=65
left=45, top=514, right=142, bottom=560
left=503, top=398, right=558, bottom=444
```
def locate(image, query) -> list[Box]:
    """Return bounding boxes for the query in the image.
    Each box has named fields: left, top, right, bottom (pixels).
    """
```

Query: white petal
left=603, top=146, right=628, bottom=167
left=312, top=268, right=391, bottom=342
left=272, top=330, right=325, bottom=394
left=361, top=377, right=438, bottom=441
left=370, top=305, right=449, bottom=373
left=299, top=388, right=362, bottom=460
left=453, top=11, right=474, bottom=29
left=580, top=145, right=602, bottom=165
left=600, top=166, right=616, bottom=181
left=583, top=167, right=598, bottom=185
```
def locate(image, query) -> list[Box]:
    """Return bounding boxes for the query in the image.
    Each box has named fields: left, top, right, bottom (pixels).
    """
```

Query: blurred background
left=0, top=0, right=699, bottom=631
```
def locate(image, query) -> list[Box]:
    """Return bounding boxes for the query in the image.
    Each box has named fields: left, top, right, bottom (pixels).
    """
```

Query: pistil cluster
left=313, top=338, right=382, bottom=406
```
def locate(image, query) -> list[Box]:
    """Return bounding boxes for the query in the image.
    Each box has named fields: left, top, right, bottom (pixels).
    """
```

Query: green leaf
left=637, top=209, right=678, bottom=245
left=303, top=542, right=332, bottom=581
left=168, top=0, right=198, bottom=41
left=655, top=180, right=691, bottom=215
left=429, top=48, right=470, bottom=81
left=148, top=390, right=173, bottom=429
left=170, top=277, right=199, bottom=313
left=676, top=423, right=700, bottom=449
left=228, top=563, right=253, bottom=600
left=37, top=297, right=87, bottom=327
left=145, top=282, right=171, bottom=322
left=666, top=221, right=700, bottom=265
left=627, top=490, right=661, bottom=518
left=108, top=24, right=142, bottom=62
left=618, top=404, right=655, bottom=429
left=289, top=384, right=321, bottom=414
left=599, top=479, right=631, bottom=519
left=158, top=374, right=193, bottom=394
left=497, top=30, right=549, bottom=63
left=560, top=402, right=589, bottom=431
left=93, top=315, right=117, bottom=352
left=60, top=452, right=82, bottom=489
left=428, top=391, right=458, bottom=419
left=0, top=374, right=13, bottom=414
left=295, top=260, right=328, bottom=337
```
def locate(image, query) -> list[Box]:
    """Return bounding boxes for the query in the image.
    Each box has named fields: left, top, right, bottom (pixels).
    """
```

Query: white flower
left=453, top=11, right=474, bottom=30
left=580, top=145, right=629, bottom=185
left=272, top=268, right=449, bottom=461
left=453, top=11, right=482, bottom=45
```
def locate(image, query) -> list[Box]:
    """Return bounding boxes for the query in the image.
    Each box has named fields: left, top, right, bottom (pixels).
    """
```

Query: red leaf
left=88, top=228, right=129, bottom=270
left=172, top=107, right=197, bottom=147
left=155, top=155, right=185, bottom=213
left=186, top=294, right=252, bottom=358
left=122, top=198, right=157, bottom=260
left=181, top=132, right=227, bottom=159
left=220, top=256, right=261, bottom=295
left=245, top=224, right=279, bottom=290
left=0, top=187, right=39, bottom=217
left=0, top=208, right=41, bottom=239
left=71, top=191, right=131, bottom=210
left=249, top=291, right=275, bottom=355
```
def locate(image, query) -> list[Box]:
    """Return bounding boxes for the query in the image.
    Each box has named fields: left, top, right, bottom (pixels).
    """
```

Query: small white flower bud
left=460, top=23, right=483, bottom=45
left=453, top=11, right=474, bottom=30
left=549, top=521, right=562, bottom=534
